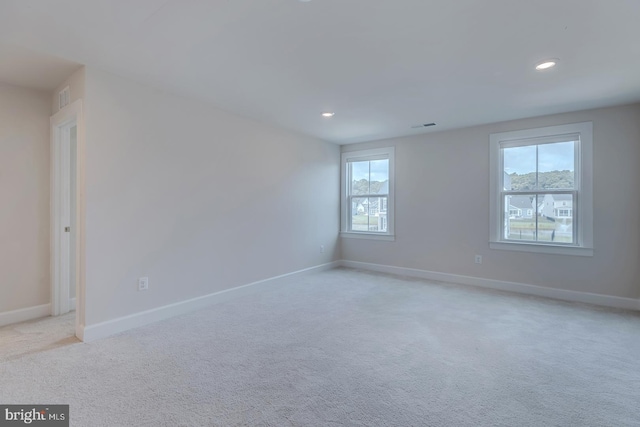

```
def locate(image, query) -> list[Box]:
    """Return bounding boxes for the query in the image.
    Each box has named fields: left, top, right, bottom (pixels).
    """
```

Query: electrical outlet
left=138, top=277, right=149, bottom=291
left=320, top=245, right=325, bottom=253
left=474, top=255, right=482, bottom=264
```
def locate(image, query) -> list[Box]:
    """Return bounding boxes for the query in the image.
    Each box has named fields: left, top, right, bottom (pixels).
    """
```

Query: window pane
left=350, top=196, right=388, bottom=232
left=504, top=195, right=537, bottom=241
left=351, top=197, right=369, bottom=231
left=537, top=193, right=574, bottom=244
left=505, top=193, right=575, bottom=243
left=372, top=196, right=388, bottom=232
left=351, top=161, right=369, bottom=195
left=538, top=141, right=575, bottom=189
left=503, top=145, right=536, bottom=191
left=369, top=159, right=389, bottom=195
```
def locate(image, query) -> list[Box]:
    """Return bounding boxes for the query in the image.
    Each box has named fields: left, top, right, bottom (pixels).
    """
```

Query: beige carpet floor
left=0, top=311, right=78, bottom=361
left=1, top=268, right=639, bottom=426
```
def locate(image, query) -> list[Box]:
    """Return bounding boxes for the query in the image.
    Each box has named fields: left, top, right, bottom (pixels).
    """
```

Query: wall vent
left=58, top=86, right=70, bottom=109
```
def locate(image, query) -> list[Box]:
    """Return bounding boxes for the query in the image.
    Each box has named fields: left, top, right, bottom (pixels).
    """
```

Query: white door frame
left=51, top=99, right=85, bottom=340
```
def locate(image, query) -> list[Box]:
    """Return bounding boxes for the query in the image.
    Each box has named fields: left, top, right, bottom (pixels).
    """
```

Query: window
left=341, top=147, right=395, bottom=240
left=490, top=122, right=593, bottom=256
left=557, top=209, right=571, bottom=217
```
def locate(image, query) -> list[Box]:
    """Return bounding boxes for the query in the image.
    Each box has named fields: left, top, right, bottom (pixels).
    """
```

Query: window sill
left=490, top=241, right=593, bottom=257
left=340, top=232, right=395, bottom=241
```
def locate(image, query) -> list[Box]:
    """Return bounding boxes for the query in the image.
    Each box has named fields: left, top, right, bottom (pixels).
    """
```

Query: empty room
left=1, top=1, right=639, bottom=426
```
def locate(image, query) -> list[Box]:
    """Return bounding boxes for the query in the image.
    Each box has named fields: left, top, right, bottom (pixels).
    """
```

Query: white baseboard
left=82, top=261, right=341, bottom=342
left=0, top=304, right=51, bottom=327
left=340, top=260, right=640, bottom=311
left=70, top=297, right=76, bottom=311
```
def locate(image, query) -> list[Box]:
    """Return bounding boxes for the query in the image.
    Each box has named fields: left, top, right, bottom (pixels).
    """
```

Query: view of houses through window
left=491, top=122, right=592, bottom=255
left=349, top=159, right=389, bottom=232
left=502, top=140, right=576, bottom=244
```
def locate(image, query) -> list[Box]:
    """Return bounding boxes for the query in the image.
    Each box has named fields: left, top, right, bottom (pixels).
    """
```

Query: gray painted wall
left=0, top=83, right=51, bottom=312
left=342, top=103, right=640, bottom=299
left=83, top=67, right=340, bottom=326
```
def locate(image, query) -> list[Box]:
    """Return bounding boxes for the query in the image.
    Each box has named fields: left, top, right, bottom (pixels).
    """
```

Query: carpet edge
left=339, top=260, right=640, bottom=311
left=81, top=261, right=341, bottom=342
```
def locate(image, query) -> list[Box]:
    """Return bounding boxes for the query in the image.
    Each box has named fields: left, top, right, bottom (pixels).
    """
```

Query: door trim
left=50, top=99, right=85, bottom=340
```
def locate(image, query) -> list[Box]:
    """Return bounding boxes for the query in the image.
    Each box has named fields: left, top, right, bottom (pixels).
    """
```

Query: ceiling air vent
left=58, top=86, right=70, bottom=109
left=411, top=123, right=436, bottom=129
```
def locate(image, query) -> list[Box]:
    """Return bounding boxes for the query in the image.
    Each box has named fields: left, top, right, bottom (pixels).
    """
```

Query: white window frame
left=489, top=122, right=593, bottom=256
left=341, top=147, right=395, bottom=241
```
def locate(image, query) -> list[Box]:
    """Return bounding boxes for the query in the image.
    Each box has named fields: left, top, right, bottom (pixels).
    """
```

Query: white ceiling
left=1, top=0, right=639, bottom=144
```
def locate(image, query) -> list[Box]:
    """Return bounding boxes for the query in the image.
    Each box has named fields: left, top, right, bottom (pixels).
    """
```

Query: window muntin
left=341, top=148, right=394, bottom=238
left=489, top=122, right=593, bottom=256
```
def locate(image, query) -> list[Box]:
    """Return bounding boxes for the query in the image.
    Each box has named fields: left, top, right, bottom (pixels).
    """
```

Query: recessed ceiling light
left=322, top=112, right=335, bottom=118
left=535, top=59, right=558, bottom=71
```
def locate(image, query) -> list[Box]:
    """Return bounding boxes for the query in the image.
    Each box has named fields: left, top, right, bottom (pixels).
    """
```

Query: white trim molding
left=50, top=99, right=85, bottom=342
left=340, top=232, right=395, bottom=241
left=0, top=304, right=51, bottom=327
left=81, top=261, right=341, bottom=342
left=71, top=258, right=640, bottom=342
left=340, top=260, right=640, bottom=311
